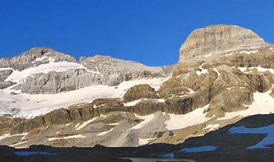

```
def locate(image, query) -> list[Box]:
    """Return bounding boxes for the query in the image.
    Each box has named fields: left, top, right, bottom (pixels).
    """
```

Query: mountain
left=0, top=48, right=173, bottom=117
left=1, top=24, right=274, bottom=159
left=0, top=47, right=172, bottom=94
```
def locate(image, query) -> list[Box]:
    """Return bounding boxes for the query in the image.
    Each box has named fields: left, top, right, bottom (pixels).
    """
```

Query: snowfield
left=165, top=104, right=210, bottom=130
left=0, top=78, right=166, bottom=118
left=48, top=134, right=86, bottom=141
left=132, top=114, right=155, bottom=129
left=219, top=90, right=274, bottom=120
left=5, top=61, right=88, bottom=83
left=238, top=66, right=274, bottom=74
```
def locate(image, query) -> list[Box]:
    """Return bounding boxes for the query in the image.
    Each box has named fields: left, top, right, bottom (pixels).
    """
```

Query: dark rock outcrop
left=123, top=84, right=158, bottom=102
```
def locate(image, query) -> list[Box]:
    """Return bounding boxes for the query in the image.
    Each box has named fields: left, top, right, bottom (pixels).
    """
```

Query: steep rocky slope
left=0, top=47, right=171, bottom=94
left=0, top=48, right=172, bottom=116
left=1, top=114, right=274, bottom=162
left=1, top=25, right=274, bottom=150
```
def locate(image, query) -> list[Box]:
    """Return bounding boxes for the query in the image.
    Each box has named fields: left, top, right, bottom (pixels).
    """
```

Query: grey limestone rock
left=0, top=69, right=13, bottom=82
left=0, top=47, right=77, bottom=71
left=21, top=69, right=104, bottom=94
left=179, top=25, right=268, bottom=63
left=80, top=55, right=173, bottom=86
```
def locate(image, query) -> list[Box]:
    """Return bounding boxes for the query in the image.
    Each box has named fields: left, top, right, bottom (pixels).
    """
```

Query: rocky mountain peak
left=179, top=25, right=268, bottom=63
left=2, top=25, right=274, bottom=151
left=0, top=47, right=77, bottom=71
left=26, top=47, right=57, bottom=55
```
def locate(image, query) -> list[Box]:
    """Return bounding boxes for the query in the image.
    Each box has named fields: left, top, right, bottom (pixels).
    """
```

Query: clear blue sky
left=0, top=0, right=274, bottom=66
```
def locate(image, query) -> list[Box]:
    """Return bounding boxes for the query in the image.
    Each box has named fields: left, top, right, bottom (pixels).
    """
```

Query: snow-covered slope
left=2, top=25, right=274, bottom=150
left=5, top=61, right=87, bottom=84
left=0, top=47, right=173, bottom=118
left=0, top=78, right=166, bottom=118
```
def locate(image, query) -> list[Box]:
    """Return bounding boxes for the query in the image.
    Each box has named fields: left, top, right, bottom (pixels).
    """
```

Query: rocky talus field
left=1, top=24, right=274, bottom=161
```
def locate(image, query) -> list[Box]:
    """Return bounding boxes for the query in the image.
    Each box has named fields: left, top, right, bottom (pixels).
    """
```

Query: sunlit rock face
left=179, top=25, right=268, bottom=63
left=2, top=24, right=274, bottom=149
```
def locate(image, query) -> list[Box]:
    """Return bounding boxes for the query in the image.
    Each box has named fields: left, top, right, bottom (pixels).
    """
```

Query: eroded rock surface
left=179, top=25, right=268, bottom=62
left=1, top=25, right=274, bottom=149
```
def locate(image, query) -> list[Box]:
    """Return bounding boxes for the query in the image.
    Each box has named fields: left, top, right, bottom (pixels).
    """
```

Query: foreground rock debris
left=1, top=24, right=274, bottom=161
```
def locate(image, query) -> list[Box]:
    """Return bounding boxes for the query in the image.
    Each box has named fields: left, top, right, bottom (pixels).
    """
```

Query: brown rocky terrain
left=1, top=24, right=274, bottom=161
left=1, top=114, right=274, bottom=162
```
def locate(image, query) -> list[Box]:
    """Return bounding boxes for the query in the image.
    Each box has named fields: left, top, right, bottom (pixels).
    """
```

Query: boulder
left=123, top=84, right=158, bottom=102
left=0, top=69, right=13, bottom=82
left=158, top=78, right=189, bottom=98
left=165, top=96, right=194, bottom=115
left=44, top=109, right=71, bottom=125
left=132, top=99, right=165, bottom=115
left=207, top=87, right=253, bottom=117
left=0, top=81, right=16, bottom=89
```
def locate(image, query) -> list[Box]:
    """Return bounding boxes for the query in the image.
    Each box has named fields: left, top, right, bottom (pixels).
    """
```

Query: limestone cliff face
left=20, top=69, right=104, bottom=94
left=173, top=25, right=274, bottom=117
left=179, top=25, right=268, bottom=63
left=0, top=48, right=173, bottom=94
left=80, top=55, right=173, bottom=86
left=1, top=25, right=274, bottom=148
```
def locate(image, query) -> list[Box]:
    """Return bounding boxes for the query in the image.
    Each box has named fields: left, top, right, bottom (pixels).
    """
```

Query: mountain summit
left=179, top=25, right=268, bottom=62
left=1, top=25, right=274, bottom=156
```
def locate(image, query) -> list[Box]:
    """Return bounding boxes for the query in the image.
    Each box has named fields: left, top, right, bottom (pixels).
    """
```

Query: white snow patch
left=238, top=67, right=247, bottom=72
left=10, top=141, right=27, bottom=148
left=252, top=66, right=274, bottom=73
left=205, top=124, right=220, bottom=131
left=32, top=54, right=55, bottom=63
left=47, top=134, right=86, bottom=141
left=65, top=123, right=72, bottom=127
left=124, top=99, right=142, bottom=107
left=132, top=114, right=155, bottom=129
left=220, top=90, right=274, bottom=120
left=213, top=68, right=220, bottom=76
left=5, top=61, right=87, bottom=83
left=97, top=128, right=114, bottom=136
left=75, top=123, right=80, bottom=128
left=138, top=137, right=155, bottom=146
left=181, top=146, right=217, bottom=153
left=75, top=118, right=98, bottom=130
left=196, top=64, right=208, bottom=75
left=227, top=52, right=234, bottom=56
left=239, top=66, right=274, bottom=74
left=0, top=67, right=13, bottom=71
left=124, top=98, right=165, bottom=106
left=240, top=50, right=259, bottom=54
left=187, top=88, right=195, bottom=94
left=157, top=99, right=165, bottom=103
left=0, top=133, right=28, bottom=141
left=229, top=124, right=274, bottom=149
left=109, top=122, right=119, bottom=126
left=204, top=53, right=212, bottom=58
left=0, top=77, right=166, bottom=118
left=165, top=105, right=210, bottom=130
